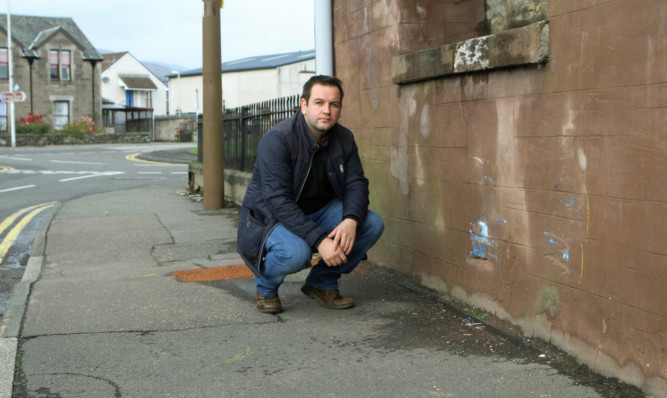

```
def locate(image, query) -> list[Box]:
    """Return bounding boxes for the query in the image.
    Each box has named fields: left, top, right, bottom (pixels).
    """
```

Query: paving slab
left=11, top=185, right=641, bottom=397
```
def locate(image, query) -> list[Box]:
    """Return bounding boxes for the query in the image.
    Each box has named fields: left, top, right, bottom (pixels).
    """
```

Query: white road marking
left=0, top=185, right=36, bottom=193
left=50, top=160, right=105, bottom=165
left=59, top=171, right=125, bottom=182
left=8, top=169, right=123, bottom=176
left=113, top=176, right=167, bottom=180
left=133, top=163, right=183, bottom=167
left=0, top=156, right=32, bottom=161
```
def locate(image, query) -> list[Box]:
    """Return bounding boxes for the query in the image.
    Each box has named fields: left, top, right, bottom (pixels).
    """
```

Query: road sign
left=0, top=91, right=26, bottom=102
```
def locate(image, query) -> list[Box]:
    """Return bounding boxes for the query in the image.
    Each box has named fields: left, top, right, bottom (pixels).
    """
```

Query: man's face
left=301, top=83, right=342, bottom=135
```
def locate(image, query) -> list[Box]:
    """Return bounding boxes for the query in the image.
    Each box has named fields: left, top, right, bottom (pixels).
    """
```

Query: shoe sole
left=258, top=307, right=283, bottom=314
left=301, top=286, right=354, bottom=309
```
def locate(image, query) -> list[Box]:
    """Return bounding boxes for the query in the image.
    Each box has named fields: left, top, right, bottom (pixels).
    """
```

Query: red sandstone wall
left=333, top=0, right=666, bottom=395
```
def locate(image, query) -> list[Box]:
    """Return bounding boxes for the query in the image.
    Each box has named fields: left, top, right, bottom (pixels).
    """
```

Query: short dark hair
left=301, top=75, right=344, bottom=103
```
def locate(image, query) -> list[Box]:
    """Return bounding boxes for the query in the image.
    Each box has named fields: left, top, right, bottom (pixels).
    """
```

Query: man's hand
left=316, top=218, right=358, bottom=267
left=329, top=218, right=357, bottom=255
left=317, top=238, right=347, bottom=266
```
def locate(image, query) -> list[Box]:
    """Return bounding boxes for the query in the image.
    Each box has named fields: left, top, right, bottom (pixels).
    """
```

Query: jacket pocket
left=237, top=206, right=265, bottom=267
left=332, top=157, right=346, bottom=193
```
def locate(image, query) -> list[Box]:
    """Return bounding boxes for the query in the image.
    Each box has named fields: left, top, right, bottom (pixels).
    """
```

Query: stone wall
left=0, top=133, right=149, bottom=146
left=333, top=0, right=665, bottom=395
left=188, top=163, right=249, bottom=206
left=154, top=114, right=198, bottom=142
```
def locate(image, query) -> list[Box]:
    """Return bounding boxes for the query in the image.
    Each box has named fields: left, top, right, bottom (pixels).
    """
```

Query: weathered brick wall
left=334, top=0, right=665, bottom=395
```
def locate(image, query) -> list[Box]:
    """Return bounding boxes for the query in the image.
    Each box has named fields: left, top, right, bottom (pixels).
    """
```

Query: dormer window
left=49, top=50, right=71, bottom=81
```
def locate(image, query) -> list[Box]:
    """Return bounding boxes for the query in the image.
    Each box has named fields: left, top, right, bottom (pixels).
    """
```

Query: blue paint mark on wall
left=471, top=243, right=487, bottom=259
left=543, top=231, right=571, bottom=264
left=470, top=220, right=492, bottom=259
left=557, top=195, right=582, bottom=212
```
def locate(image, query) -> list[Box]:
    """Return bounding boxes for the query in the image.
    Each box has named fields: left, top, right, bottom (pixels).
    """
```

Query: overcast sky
left=7, top=0, right=315, bottom=70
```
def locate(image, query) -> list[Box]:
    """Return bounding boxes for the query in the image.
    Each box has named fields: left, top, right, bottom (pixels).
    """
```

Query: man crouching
left=236, top=75, right=384, bottom=313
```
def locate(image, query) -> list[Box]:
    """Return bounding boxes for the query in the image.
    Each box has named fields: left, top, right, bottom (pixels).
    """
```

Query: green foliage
left=473, top=307, right=489, bottom=321
left=59, top=116, right=98, bottom=135
left=16, top=123, right=49, bottom=135
left=16, top=113, right=50, bottom=135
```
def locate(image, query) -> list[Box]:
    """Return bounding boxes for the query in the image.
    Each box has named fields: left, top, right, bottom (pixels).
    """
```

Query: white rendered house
left=168, top=49, right=315, bottom=114
left=101, top=52, right=169, bottom=116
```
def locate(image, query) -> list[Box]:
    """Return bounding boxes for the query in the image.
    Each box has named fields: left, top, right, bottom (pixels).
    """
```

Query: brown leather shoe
left=256, top=292, right=282, bottom=313
left=301, top=284, right=355, bottom=309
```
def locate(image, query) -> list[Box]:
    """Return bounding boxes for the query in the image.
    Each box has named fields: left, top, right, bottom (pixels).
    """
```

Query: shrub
left=16, top=113, right=50, bottom=135
left=60, top=116, right=97, bottom=135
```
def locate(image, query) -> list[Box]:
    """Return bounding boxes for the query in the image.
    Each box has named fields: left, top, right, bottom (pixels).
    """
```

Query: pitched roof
left=101, top=52, right=130, bottom=72
left=118, top=75, right=158, bottom=91
left=178, top=49, right=315, bottom=77
left=0, top=14, right=103, bottom=61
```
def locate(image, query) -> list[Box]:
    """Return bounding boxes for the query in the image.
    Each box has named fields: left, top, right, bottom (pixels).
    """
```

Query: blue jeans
left=255, top=199, right=384, bottom=296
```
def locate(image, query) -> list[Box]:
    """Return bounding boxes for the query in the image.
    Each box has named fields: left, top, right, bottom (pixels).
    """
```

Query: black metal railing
left=223, top=94, right=300, bottom=172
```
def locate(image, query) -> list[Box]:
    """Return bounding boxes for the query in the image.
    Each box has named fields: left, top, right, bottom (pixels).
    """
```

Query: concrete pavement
left=0, top=150, right=641, bottom=397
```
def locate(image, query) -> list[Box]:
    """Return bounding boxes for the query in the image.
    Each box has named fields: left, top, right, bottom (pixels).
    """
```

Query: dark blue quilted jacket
left=236, top=111, right=369, bottom=275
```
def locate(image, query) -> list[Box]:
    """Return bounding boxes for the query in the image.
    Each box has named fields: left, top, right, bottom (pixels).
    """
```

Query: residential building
left=100, top=52, right=168, bottom=134
left=101, top=52, right=168, bottom=115
left=0, top=14, right=102, bottom=131
left=168, top=49, right=315, bottom=114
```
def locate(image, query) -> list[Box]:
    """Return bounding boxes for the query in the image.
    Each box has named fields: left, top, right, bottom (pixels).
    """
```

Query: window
left=134, top=91, right=153, bottom=109
left=0, top=49, right=7, bottom=80
left=61, top=51, right=71, bottom=80
left=53, top=101, right=70, bottom=130
left=0, top=102, right=6, bottom=131
left=49, top=50, right=71, bottom=81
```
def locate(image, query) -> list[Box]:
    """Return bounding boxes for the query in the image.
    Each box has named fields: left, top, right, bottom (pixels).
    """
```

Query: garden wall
left=154, top=114, right=198, bottom=142
left=0, top=133, right=150, bottom=146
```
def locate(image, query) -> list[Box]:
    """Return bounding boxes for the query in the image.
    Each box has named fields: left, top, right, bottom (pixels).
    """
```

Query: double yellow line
left=125, top=153, right=176, bottom=165
left=0, top=202, right=56, bottom=264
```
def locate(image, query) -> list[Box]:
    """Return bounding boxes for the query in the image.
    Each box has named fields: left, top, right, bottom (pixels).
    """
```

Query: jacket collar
left=296, top=111, right=332, bottom=149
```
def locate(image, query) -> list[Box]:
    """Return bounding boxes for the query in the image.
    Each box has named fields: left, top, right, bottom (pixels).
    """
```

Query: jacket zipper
left=295, top=144, right=319, bottom=202
left=261, top=144, right=319, bottom=264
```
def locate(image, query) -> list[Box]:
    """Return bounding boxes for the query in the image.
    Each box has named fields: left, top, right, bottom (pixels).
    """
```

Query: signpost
left=0, top=91, right=26, bottom=102
left=6, top=1, right=17, bottom=147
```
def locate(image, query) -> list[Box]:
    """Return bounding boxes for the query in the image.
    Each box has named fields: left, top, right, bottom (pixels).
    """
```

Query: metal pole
left=7, top=0, right=15, bottom=147
left=91, top=60, right=97, bottom=121
left=314, top=0, right=334, bottom=76
left=177, top=71, right=181, bottom=115
left=202, top=0, right=224, bottom=210
left=28, top=58, right=33, bottom=114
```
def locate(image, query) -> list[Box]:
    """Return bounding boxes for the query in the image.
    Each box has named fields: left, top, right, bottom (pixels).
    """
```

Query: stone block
left=392, top=46, right=452, bottom=85
left=393, top=21, right=549, bottom=84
